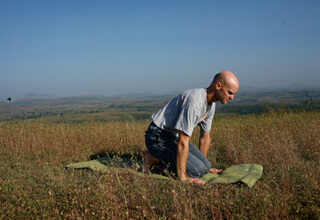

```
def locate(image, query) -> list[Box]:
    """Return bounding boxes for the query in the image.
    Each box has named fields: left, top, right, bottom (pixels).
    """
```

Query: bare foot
left=143, top=151, right=159, bottom=170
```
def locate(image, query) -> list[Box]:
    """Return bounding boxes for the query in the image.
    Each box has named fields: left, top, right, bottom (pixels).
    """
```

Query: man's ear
left=215, top=82, right=222, bottom=90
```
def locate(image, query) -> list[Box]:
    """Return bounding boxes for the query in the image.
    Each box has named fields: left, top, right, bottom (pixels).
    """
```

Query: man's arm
left=199, top=129, right=222, bottom=174
left=199, top=129, right=211, bottom=157
left=177, top=131, right=206, bottom=184
left=177, top=131, right=189, bottom=181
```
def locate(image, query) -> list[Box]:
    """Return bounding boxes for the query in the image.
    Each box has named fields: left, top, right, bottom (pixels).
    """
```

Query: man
left=144, top=71, right=239, bottom=184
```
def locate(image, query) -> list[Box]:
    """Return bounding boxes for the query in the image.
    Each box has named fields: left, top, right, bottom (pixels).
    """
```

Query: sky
left=1, top=0, right=320, bottom=100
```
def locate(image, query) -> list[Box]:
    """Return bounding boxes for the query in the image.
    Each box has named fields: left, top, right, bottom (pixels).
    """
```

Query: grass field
left=0, top=111, right=319, bottom=219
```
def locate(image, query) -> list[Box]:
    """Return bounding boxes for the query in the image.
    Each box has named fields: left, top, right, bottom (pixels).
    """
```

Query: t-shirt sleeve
left=173, top=105, right=200, bottom=137
left=198, top=104, right=215, bottom=132
left=199, top=115, right=213, bottom=133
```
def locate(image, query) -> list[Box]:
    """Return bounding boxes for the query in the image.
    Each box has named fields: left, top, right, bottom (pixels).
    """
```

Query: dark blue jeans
left=145, top=122, right=211, bottom=178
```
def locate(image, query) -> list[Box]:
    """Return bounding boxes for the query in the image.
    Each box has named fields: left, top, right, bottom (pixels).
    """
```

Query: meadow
left=0, top=110, right=319, bottom=219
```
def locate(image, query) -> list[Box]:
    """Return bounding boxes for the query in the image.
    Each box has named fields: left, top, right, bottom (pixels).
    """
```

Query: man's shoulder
left=181, top=88, right=206, bottom=105
left=182, top=88, right=205, bottom=94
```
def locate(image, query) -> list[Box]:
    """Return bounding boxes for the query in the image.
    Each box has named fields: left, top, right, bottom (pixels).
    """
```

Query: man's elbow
left=200, top=132, right=211, bottom=140
left=178, top=140, right=189, bottom=150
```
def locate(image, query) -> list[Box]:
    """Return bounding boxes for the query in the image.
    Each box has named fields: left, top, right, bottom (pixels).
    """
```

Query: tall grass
left=0, top=111, right=319, bottom=219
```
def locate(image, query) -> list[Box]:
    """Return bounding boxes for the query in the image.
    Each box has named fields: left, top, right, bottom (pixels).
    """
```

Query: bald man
left=144, top=71, right=239, bottom=184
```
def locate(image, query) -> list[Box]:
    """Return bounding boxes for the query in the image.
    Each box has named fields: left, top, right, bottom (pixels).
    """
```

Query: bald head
left=212, top=71, right=239, bottom=89
left=207, top=71, right=239, bottom=104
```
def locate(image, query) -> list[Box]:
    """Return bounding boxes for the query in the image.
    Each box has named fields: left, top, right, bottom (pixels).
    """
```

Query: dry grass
left=0, top=111, right=319, bottom=219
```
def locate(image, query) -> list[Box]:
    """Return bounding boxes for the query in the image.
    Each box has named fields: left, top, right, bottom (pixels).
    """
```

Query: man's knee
left=187, top=162, right=209, bottom=178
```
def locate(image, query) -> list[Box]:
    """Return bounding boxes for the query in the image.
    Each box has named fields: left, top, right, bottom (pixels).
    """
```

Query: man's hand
left=209, top=168, right=222, bottom=174
left=183, top=178, right=206, bottom=185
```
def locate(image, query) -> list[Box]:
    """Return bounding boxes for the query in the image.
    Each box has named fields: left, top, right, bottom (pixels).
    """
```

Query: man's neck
left=206, top=87, right=216, bottom=104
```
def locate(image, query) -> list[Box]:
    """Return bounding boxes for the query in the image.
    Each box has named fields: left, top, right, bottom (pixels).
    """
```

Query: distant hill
left=1, top=88, right=319, bottom=122
left=13, top=96, right=107, bottom=107
left=113, top=92, right=158, bottom=98
left=13, top=89, right=320, bottom=106
left=0, top=103, right=13, bottom=114
left=233, top=89, right=320, bottom=104
left=23, top=93, right=59, bottom=100
left=257, top=83, right=320, bottom=91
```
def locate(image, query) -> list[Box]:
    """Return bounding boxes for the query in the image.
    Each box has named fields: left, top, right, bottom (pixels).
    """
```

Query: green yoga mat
left=66, top=157, right=263, bottom=188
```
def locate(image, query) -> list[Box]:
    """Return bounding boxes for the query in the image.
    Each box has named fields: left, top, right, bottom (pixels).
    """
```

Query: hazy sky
left=1, top=0, right=320, bottom=100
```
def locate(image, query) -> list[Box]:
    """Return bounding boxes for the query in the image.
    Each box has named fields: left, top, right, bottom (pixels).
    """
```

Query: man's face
left=216, top=82, right=238, bottom=105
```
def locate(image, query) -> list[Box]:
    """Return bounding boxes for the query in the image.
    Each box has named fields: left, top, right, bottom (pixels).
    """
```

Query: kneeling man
left=144, top=71, right=239, bottom=184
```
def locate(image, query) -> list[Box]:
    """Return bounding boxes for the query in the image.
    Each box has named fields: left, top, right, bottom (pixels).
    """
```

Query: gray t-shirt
left=151, top=88, right=216, bottom=137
